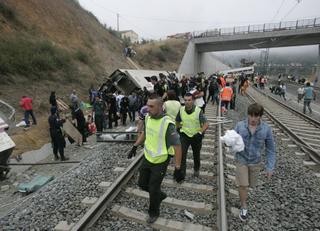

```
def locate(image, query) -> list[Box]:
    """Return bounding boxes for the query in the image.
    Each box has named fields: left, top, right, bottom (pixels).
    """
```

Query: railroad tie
left=125, top=187, right=213, bottom=214
left=162, top=179, right=214, bottom=193
left=111, top=205, right=213, bottom=231
left=167, top=166, right=214, bottom=179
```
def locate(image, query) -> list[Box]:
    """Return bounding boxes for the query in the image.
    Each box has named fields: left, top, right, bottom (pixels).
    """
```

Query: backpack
left=209, top=80, right=219, bottom=92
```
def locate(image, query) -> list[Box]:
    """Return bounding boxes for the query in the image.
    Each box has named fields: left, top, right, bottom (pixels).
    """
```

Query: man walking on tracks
left=303, top=82, right=315, bottom=114
left=176, top=92, right=209, bottom=180
left=234, top=103, right=276, bottom=221
left=127, top=93, right=182, bottom=224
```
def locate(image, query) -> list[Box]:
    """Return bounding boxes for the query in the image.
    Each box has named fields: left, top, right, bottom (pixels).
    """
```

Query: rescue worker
left=220, top=82, right=233, bottom=112
left=48, top=107, right=68, bottom=161
left=176, top=93, right=209, bottom=179
left=127, top=93, right=182, bottom=224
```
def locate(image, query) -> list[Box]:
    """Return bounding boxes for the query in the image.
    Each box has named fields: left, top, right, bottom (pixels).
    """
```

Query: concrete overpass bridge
left=178, top=17, right=320, bottom=77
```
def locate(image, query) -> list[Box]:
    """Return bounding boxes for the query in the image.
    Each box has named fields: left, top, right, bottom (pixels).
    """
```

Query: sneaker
left=239, top=208, right=248, bottom=221
left=146, top=215, right=158, bottom=224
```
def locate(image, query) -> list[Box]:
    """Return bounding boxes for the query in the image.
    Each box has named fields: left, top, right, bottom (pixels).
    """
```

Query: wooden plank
left=56, top=99, right=69, bottom=111
left=63, top=120, right=82, bottom=145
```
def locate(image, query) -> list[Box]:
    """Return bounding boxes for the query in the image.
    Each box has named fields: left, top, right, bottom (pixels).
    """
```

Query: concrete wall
left=178, top=41, right=198, bottom=77
left=178, top=41, right=230, bottom=77
left=199, top=53, right=230, bottom=75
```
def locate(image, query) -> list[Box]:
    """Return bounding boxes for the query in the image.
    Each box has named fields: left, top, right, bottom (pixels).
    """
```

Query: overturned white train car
left=100, top=69, right=174, bottom=94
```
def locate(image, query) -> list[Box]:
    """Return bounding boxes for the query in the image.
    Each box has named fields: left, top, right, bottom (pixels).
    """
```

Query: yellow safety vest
left=144, top=115, right=174, bottom=164
left=180, top=106, right=201, bottom=137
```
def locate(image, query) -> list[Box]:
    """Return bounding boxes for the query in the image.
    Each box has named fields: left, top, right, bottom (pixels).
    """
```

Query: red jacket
left=20, top=97, right=33, bottom=110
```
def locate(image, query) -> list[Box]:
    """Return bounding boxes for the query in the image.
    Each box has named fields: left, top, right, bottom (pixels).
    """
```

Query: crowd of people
left=18, top=70, right=317, bottom=224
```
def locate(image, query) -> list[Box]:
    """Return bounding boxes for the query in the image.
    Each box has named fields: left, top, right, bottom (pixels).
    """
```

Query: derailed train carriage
left=99, top=69, right=176, bottom=95
left=0, top=117, right=15, bottom=180
left=97, top=69, right=176, bottom=142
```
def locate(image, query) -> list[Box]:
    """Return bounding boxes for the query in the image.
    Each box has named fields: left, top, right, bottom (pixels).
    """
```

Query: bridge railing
left=192, top=17, right=320, bottom=39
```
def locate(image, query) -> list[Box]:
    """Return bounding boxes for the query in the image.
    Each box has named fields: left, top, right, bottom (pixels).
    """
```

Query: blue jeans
left=303, top=99, right=312, bottom=114
left=24, top=110, right=37, bottom=126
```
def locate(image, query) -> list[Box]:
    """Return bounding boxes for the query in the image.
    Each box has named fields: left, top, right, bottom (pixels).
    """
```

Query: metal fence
left=192, top=17, right=320, bottom=38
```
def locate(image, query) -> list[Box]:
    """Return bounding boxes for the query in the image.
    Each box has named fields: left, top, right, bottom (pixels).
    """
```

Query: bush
left=0, top=36, right=72, bottom=78
left=159, top=44, right=171, bottom=53
left=155, top=50, right=167, bottom=62
left=74, top=49, right=89, bottom=64
left=0, top=3, right=15, bottom=21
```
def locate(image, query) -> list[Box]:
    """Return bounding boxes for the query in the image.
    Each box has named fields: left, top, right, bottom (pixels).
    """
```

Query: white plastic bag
left=16, top=120, right=26, bottom=127
left=220, top=129, right=244, bottom=152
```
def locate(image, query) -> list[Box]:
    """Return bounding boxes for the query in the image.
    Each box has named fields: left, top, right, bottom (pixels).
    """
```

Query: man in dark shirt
left=48, top=107, right=68, bottom=161
left=106, top=92, right=118, bottom=129
left=151, top=75, right=165, bottom=97
left=93, top=95, right=106, bottom=133
left=72, top=105, right=87, bottom=143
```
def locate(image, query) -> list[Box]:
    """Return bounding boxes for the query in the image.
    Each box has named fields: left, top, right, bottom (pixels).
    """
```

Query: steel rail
left=249, top=88, right=320, bottom=163
left=216, top=100, right=227, bottom=231
left=0, top=99, right=15, bottom=121
left=71, top=151, right=144, bottom=230
left=255, top=87, right=320, bottom=127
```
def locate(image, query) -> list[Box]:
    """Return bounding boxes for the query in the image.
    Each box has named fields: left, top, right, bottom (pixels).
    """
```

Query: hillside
left=0, top=0, right=131, bottom=111
left=0, top=0, right=187, bottom=155
left=0, top=0, right=133, bottom=155
left=133, top=39, right=187, bottom=71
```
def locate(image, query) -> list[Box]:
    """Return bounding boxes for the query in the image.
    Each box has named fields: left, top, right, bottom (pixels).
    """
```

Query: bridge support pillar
left=178, top=41, right=231, bottom=77
left=178, top=41, right=199, bottom=77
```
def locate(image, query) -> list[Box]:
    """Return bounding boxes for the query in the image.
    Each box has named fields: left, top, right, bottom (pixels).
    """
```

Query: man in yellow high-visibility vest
left=128, top=93, right=182, bottom=224
left=176, top=92, right=209, bottom=179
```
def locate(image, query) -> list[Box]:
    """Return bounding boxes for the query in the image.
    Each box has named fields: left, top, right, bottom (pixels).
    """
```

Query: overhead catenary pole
left=117, top=13, right=119, bottom=32
left=316, top=44, right=320, bottom=86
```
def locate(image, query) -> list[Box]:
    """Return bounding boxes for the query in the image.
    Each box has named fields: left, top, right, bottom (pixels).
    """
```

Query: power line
left=270, top=0, right=286, bottom=22
left=119, top=15, right=159, bottom=39
left=281, top=0, right=302, bottom=21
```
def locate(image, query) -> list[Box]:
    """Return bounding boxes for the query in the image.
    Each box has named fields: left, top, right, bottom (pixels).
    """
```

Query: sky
left=78, top=0, right=320, bottom=40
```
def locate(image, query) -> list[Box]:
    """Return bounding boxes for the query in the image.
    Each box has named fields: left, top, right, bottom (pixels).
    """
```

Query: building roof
left=119, top=30, right=137, bottom=34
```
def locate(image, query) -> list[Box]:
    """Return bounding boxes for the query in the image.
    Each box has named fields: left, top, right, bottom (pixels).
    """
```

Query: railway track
left=69, top=104, right=228, bottom=231
left=247, top=87, right=320, bottom=163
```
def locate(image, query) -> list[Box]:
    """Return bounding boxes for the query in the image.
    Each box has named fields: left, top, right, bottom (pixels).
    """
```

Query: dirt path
left=10, top=116, right=50, bottom=158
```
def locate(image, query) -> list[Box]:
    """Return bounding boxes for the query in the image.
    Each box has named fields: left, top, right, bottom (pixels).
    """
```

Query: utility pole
left=316, top=44, right=320, bottom=86
left=117, top=13, right=119, bottom=32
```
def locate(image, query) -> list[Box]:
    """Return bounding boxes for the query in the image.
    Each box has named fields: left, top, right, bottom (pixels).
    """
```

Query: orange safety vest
left=221, top=87, right=233, bottom=101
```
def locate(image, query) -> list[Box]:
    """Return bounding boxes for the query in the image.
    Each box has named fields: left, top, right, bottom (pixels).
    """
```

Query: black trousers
left=230, top=97, right=236, bottom=110
left=138, top=156, right=169, bottom=217
left=108, top=109, right=118, bottom=128
left=50, top=130, right=65, bottom=159
left=94, top=115, right=104, bottom=132
left=180, top=133, right=202, bottom=178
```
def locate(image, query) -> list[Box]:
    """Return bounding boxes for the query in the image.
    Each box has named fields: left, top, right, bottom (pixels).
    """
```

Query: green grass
left=0, top=3, right=16, bottom=21
left=0, top=36, right=73, bottom=80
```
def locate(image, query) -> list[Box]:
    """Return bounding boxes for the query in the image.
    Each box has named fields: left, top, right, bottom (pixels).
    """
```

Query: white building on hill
left=119, top=30, right=139, bottom=43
